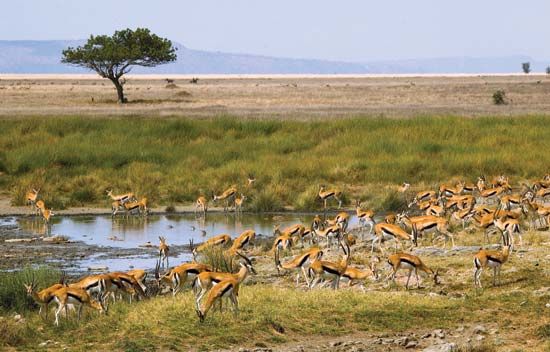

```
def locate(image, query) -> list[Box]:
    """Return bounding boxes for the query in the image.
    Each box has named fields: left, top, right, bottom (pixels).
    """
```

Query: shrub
left=165, top=205, right=176, bottom=213
left=70, top=188, right=97, bottom=205
left=379, top=191, right=406, bottom=212
left=492, top=90, right=506, bottom=105
left=196, top=246, right=237, bottom=273
left=546, top=66, right=550, bottom=75
left=0, top=266, right=61, bottom=312
left=248, top=190, right=283, bottom=212
left=293, top=185, right=321, bottom=211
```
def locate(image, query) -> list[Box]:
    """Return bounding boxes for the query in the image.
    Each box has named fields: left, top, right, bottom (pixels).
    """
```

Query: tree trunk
left=109, top=77, right=126, bottom=103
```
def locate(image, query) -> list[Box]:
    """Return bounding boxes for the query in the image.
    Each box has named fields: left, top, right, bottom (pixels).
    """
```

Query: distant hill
left=0, top=40, right=548, bottom=74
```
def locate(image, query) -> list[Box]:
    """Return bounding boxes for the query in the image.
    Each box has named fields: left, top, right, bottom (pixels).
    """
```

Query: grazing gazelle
left=473, top=245, right=511, bottom=288
left=273, top=224, right=307, bottom=246
left=318, top=185, right=343, bottom=210
left=341, top=260, right=379, bottom=292
left=156, top=261, right=213, bottom=296
left=51, top=286, right=104, bottom=326
left=158, top=236, right=170, bottom=269
left=308, top=243, right=350, bottom=290
left=228, top=230, right=256, bottom=255
left=26, top=188, right=40, bottom=212
left=212, top=186, right=238, bottom=212
left=195, top=196, right=208, bottom=216
left=387, top=252, right=440, bottom=290
left=372, top=221, right=413, bottom=254
left=193, top=252, right=255, bottom=309
left=275, top=247, right=323, bottom=285
left=191, top=234, right=232, bottom=259
left=196, top=278, right=240, bottom=322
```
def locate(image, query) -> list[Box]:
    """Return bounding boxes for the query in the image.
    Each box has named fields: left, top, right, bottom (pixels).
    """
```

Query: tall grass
left=0, top=266, right=61, bottom=313
left=1, top=115, right=549, bottom=210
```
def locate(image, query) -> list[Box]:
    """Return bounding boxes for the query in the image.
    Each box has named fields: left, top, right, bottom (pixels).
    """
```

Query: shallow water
left=14, top=213, right=360, bottom=272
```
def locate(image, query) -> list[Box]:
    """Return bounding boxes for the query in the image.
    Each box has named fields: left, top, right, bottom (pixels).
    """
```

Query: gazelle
left=126, top=269, right=148, bottom=294
left=312, top=224, right=341, bottom=248
left=26, top=188, right=40, bottom=212
left=193, top=252, right=255, bottom=309
left=156, top=261, right=213, bottom=296
left=159, top=236, right=170, bottom=269
left=196, top=278, right=240, bottom=322
left=272, top=231, right=295, bottom=267
left=499, top=194, right=522, bottom=210
left=384, top=213, right=397, bottom=224
left=473, top=245, right=511, bottom=288
left=24, top=274, right=65, bottom=318
left=308, top=243, right=350, bottom=290
left=445, top=194, right=475, bottom=211
left=451, top=207, right=476, bottom=229
left=355, top=201, right=375, bottom=236
left=247, top=174, right=256, bottom=187
left=387, top=252, right=440, bottom=290
left=107, top=272, right=146, bottom=303
left=312, top=215, right=323, bottom=231
left=479, top=186, right=508, bottom=204
left=397, top=182, right=410, bottom=194
left=212, top=186, right=238, bottom=212
left=341, top=260, right=379, bottom=292
left=51, top=286, right=104, bottom=326
left=522, top=197, right=550, bottom=229
left=397, top=213, right=454, bottom=248
left=195, top=196, right=208, bottom=216
left=69, top=274, right=115, bottom=310
left=275, top=247, right=323, bottom=285
left=106, top=189, right=135, bottom=204
left=35, top=200, right=46, bottom=217
left=228, top=230, right=256, bottom=255
left=192, top=234, right=232, bottom=259
left=493, top=207, right=522, bottom=247
left=123, top=198, right=148, bottom=216
left=41, top=208, right=54, bottom=224
left=234, top=194, right=247, bottom=214
left=326, top=211, right=350, bottom=233
left=408, top=190, right=436, bottom=208
left=318, top=185, right=343, bottom=209
left=372, top=222, right=413, bottom=254
left=274, top=224, right=307, bottom=246
left=439, top=181, right=464, bottom=198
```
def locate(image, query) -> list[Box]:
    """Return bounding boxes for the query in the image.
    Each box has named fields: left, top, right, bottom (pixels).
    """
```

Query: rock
left=13, top=314, right=21, bottom=321
left=533, top=287, right=550, bottom=297
left=475, top=335, right=485, bottom=341
left=381, top=338, right=394, bottom=345
left=422, top=342, right=457, bottom=352
left=546, top=303, right=550, bottom=308
left=405, top=340, right=418, bottom=349
left=473, top=325, right=486, bottom=334
left=421, top=333, right=432, bottom=339
left=395, top=336, right=409, bottom=346
left=330, top=341, right=342, bottom=347
left=87, top=266, right=108, bottom=271
left=455, top=326, right=465, bottom=333
left=432, top=329, right=445, bottom=339
left=5, top=238, right=33, bottom=243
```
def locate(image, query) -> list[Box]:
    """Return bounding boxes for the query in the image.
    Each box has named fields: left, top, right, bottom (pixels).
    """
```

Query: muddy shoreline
left=0, top=219, right=193, bottom=273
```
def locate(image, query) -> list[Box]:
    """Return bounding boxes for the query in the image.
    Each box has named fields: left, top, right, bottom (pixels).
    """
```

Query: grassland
left=2, top=74, right=550, bottom=118
left=0, top=115, right=549, bottom=212
left=1, top=231, right=549, bottom=351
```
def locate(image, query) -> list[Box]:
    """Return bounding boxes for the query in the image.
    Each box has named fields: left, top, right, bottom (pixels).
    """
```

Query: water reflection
left=15, top=213, right=358, bottom=250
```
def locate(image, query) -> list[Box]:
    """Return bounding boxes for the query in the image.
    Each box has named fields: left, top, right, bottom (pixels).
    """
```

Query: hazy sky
left=3, top=0, right=549, bottom=62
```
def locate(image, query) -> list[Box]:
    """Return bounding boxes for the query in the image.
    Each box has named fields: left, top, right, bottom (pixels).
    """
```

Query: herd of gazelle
left=23, top=173, right=549, bottom=323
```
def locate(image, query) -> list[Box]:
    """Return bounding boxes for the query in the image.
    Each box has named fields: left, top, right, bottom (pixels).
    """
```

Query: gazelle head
left=23, top=274, right=37, bottom=296
left=236, top=252, right=256, bottom=275
left=273, top=224, right=281, bottom=236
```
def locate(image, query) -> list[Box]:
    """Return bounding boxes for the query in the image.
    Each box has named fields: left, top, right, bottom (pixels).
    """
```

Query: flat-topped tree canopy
left=62, top=28, right=177, bottom=103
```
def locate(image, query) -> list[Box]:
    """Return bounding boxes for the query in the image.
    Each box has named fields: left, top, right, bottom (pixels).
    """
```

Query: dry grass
left=2, top=75, right=550, bottom=118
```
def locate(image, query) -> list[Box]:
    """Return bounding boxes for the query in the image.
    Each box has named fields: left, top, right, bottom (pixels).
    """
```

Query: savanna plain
left=0, top=74, right=549, bottom=351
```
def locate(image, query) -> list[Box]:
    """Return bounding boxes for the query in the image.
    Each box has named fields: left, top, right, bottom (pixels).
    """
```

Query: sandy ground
left=1, top=74, right=550, bottom=118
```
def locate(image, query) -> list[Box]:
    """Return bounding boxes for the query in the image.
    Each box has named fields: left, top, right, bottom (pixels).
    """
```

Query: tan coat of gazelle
left=473, top=245, right=511, bottom=288
left=51, top=287, right=104, bottom=326
left=387, top=252, right=440, bottom=289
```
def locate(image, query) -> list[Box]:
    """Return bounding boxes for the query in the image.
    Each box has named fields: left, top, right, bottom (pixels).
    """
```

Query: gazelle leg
left=415, top=268, right=420, bottom=288
left=406, top=269, right=412, bottom=289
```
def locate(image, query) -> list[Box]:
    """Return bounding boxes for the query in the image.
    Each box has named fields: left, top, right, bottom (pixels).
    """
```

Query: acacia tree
left=62, top=28, right=177, bottom=103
